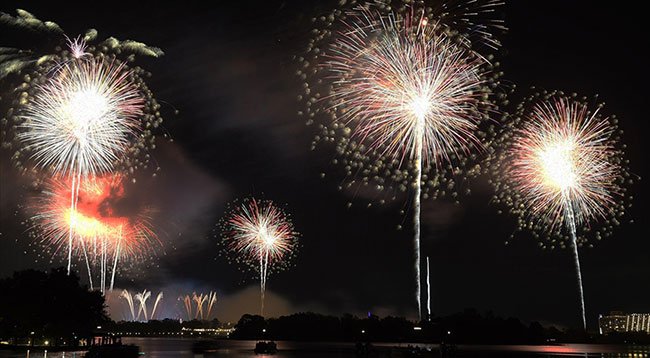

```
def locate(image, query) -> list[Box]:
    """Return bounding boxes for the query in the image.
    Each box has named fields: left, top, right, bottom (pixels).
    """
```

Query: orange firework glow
left=33, top=175, right=156, bottom=292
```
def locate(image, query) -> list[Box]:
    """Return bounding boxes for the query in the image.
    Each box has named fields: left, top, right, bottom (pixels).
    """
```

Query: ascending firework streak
left=317, top=5, right=495, bottom=319
left=426, top=256, right=431, bottom=320
left=121, top=289, right=163, bottom=321
left=490, top=92, right=632, bottom=329
left=221, top=198, right=299, bottom=316
left=178, top=292, right=218, bottom=320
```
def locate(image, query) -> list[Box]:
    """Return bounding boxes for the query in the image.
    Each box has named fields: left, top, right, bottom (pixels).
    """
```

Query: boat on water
left=254, top=341, right=278, bottom=354
left=192, top=339, right=221, bottom=354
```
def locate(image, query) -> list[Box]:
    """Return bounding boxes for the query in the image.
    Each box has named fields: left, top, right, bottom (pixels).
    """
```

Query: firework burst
left=488, top=91, right=633, bottom=329
left=17, top=58, right=143, bottom=178
left=298, top=0, right=504, bottom=319
left=220, top=198, right=299, bottom=316
left=31, top=174, right=158, bottom=293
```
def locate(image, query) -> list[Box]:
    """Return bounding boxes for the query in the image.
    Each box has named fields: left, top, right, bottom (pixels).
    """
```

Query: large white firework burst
left=509, top=97, right=621, bottom=230
left=17, top=58, right=144, bottom=178
left=326, top=6, right=489, bottom=168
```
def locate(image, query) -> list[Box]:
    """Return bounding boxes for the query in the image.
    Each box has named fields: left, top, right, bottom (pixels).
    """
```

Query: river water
left=1, top=338, right=649, bottom=357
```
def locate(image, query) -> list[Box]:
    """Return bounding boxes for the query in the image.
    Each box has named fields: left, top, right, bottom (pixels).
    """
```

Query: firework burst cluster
left=298, top=0, right=633, bottom=327
left=0, top=2, right=637, bottom=328
left=1, top=9, right=167, bottom=292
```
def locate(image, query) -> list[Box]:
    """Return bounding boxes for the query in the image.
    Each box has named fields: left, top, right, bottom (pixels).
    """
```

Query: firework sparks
left=16, top=57, right=144, bottom=274
left=300, top=1, right=501, bottom=320
left=178, top=291, right=218, bottom=321
left=18, top=58, right=143, bottom=179
left=120, top=289, right=164, bottom=322
left=1, top=11, right=168, bottom=279
left=66, top=35, right=89, bottom=59
left=326, top=8, right=488, bottom=167
left=221, top=198, right=299, bottom=316
left=490, top=92, right=632, bottom=329
left=32, top=175, right=157, bottom=293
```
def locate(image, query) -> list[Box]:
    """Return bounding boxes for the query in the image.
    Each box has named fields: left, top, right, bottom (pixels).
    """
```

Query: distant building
left=599, top=311, right=650, bottom=334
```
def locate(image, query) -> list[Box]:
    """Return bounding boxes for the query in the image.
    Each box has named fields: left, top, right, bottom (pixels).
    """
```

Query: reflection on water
left=1, top=339, right=649, bottom=357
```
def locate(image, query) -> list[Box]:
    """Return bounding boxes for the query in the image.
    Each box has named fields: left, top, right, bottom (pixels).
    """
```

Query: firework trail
left=178, top=292, right=218, bottom=320
left=426, top=256, right=431, bottom=319
left=120, top=290, right=162, bottom=321
left=489, top=92, right=633, bottom=329
left=135, top=290, right=152, bottom=321
left=151, top=292, right=164, bottom=320
left=205, top=291, right=218, bottom=319
left=180, top=295, right=193, bottom=320
left=120, top=289, right=136, bottom=320
left=32, top=175, right=157, bottom=293
left=1, top=10, right=167, bottom=278
left=221, top=198, right=299, bottom=316
left=300, top=1, right=502, bottom=319
left=193, top=293, right=208, bottom=320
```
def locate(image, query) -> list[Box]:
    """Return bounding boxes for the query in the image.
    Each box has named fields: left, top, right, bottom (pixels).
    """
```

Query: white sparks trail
left=151, top=292, right=163, bottom=320
left=564, top=198, right=586, bottom=330
left=426, top=256, right=431, bottom=319
left=109, top=233, right=122, bottom=292
left=413, top=124, right=424, bottom=320
left=121, top=290, right=163, bottom=321
left=121, top=290, right=136, bottom=321
left=135, top=290, right=151, bottom=321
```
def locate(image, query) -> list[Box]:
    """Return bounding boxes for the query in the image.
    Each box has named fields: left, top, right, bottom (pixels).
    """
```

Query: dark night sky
left=0, top=1, right=647, bottom=328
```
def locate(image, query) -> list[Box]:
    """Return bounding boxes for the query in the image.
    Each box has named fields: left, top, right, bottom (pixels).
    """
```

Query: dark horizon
left=0, top=0, right=647, bottom=330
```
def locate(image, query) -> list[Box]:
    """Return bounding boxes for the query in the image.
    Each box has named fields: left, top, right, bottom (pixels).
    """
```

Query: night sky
left=0, top=1, right=647, bottom=329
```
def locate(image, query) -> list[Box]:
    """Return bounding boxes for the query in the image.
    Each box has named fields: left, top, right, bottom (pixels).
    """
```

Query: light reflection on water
left=1, top=339, right=649, bottom=358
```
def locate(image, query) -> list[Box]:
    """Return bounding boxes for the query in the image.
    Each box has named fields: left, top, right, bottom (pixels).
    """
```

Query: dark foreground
left=2, top=339, right=650, bottom=357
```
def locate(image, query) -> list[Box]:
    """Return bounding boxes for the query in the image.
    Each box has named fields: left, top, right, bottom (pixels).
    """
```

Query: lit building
left=599, top=311, right=650, bottom=334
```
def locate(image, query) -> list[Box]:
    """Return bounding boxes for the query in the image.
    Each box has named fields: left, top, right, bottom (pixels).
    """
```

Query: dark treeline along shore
left=3, top=268, right=650, bottom=347
left=227, top=312, right=650, bottom=344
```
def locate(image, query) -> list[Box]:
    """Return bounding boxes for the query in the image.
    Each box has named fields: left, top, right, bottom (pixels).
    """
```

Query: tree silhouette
left=0, top=267, right=108, bottom=346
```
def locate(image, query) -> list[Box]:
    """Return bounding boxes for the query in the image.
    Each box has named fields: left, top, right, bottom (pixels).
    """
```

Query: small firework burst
left=66, top=35, right=89, bottom=59
left=219, top=197, right=299, bottom=315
